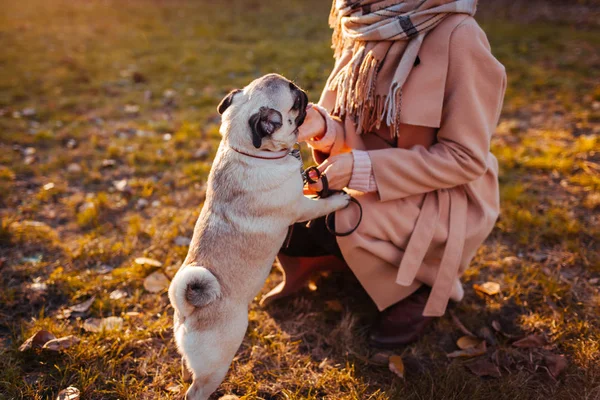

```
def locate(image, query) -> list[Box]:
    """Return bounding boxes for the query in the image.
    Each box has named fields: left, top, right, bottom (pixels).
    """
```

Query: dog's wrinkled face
left=217, top=73, right=308, bottom=152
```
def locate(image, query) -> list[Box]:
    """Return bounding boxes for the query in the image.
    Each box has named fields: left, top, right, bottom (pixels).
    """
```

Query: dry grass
left=0, top=0, right=598, bottom=399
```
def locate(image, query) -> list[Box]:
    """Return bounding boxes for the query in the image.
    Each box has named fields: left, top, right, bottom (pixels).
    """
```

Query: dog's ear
left=289, top=82, right=309, bottom=127
left=217, top=89, right=242, bottom=115
left=248, top=106, right=282, bottom=149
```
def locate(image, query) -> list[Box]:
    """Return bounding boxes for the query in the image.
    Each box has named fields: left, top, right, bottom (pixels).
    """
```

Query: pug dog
left=168, top=74, right=350, bottom=400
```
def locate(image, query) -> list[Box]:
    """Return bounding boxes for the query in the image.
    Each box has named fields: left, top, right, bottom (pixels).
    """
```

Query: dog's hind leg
left=182, top=307, right=248, bottom=400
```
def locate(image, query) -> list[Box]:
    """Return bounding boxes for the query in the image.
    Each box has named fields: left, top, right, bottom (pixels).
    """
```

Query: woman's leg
left=260, top=217, right=347, bottom=306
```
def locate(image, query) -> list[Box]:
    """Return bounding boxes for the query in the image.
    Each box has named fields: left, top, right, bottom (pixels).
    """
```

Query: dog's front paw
left=330, top=192, right=351, bottom=210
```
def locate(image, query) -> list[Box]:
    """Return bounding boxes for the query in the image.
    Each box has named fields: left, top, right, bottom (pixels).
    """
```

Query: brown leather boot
left=260, top=253, right=347, bottom=306
left=369, top=286, right=434, bottom=348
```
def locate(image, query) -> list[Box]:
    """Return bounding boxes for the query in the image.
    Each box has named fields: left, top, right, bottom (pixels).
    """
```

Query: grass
left=0, top=0, right=599, bottom=399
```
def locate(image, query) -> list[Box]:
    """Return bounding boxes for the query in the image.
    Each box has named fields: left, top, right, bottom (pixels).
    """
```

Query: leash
left=302, top=165, right=362, bottom=237
left=290, top=144, right=363, bottom=238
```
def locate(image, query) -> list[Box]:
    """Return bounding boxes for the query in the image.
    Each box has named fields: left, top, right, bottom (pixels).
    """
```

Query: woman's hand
left=304, top=153, right=354, bottom=195
left=297, top=104, right=326, bottom=142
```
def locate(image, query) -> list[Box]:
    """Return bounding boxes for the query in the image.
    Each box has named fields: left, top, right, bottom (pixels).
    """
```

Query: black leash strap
left=283, top=145, right=363, bottom=249
left=305, top=167, right=363, bottom=237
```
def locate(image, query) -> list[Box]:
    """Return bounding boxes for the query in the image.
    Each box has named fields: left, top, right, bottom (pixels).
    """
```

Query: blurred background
left=0, top=1, right=598, bottom=399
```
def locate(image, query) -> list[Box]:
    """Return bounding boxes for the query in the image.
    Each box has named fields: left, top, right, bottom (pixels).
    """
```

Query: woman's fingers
left=306, top=179, right=323, bottom=193
left=303, top=184, right=319, bottom=195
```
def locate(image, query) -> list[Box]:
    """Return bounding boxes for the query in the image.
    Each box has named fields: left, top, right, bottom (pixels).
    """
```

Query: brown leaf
left=473, top=282, right=501, bottom=296
left=143, top=271, right=170, bottom=293
left=457, top=335, right=482, bottom=350
left=135, top=257, right=162, bottom=267
left=449, top=310, right=476, bottom=337
left=42, top=335, right=80, bottom=351
left=513, top=334, right=547, bottom=348
left=388, top=355, right=405, bottom=378
left=83, top=316, right=123, bottom=333
left=69, top=296, right=95, bottom=313
left=19, top=330, right=56, bottom=351
left=466, top=359, right=501, bottom=378
left=56, top=386, right=80, bottom=400
left=447, top=341, right=487, bottom=358
left=544, top=353, right=568, bottom=378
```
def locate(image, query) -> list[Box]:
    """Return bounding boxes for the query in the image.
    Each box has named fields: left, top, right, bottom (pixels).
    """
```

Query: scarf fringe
left=328, top=44, right=403, bottom=137
left=327, top=0, right=477, bottom=137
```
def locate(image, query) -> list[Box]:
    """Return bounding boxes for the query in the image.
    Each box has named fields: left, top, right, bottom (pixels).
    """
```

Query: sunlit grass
left=0, top=0, right=598, bottom=399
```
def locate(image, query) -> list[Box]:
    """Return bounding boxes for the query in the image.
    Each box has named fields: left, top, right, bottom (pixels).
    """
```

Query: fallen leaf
left=19, top=330, right=57, bottom=351
left=67, top=163, right=82, bottom=174
left=473, top=281, right=501, bottom=296
left=530, top=252, right=548, bottom=263
left=56, top=386, right=80, bottom=400
left=218, top=396, right=240, bottom=400
left=447, top=341, right=487, bottom=358
left=126, top=311, right=142, bottom=317
left=544, top=353, right=568, bottom=378
left=109, top=289, right=128, bottom=300
left=136, top=198, right=149, bottom=210
left=466, top=359, right=501, bottom=378
left=513, top=334, right=547, bottom=348
left=449, top=310, right=476, bottom=337
left=388, top=355, right=405, bottom=378
left=143, top=271, right=170, bottom=293
left=165, top=384, right=181, bottom=394
left=124, top=104, right=140, bottom=115
left=492, top=320, right=502, bottom=332
left=457, top=335, right=482, bottom=350
left=502, top=256, right=519, bottom=266
left=370, top=352, right=391, bottom=365
left=478, top=327, right=498, bottom=347
left=83, top=316, right=123, bottom=333
left=95, top=264, right=114, bottom=274
left=135, top=257, right=162, bottom=267
left=69, top=296, right=95, bottom=313
left=42, top=335, right=80, bottom=351
left=325, top=300, right=343, bottom=312
left=113, top=179, right=130, bottom=192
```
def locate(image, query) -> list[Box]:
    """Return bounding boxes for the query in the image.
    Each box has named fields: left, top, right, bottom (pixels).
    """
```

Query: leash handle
left=325, top=196, right=362, bottom=237
left=302, top=165, right=362, bottom=237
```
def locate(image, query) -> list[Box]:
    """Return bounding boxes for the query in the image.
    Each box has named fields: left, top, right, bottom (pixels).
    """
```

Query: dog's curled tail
left=168, top=264, right=221, bottom=318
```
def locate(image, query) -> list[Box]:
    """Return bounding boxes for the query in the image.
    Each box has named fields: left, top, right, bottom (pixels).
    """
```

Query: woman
left=262, top=0, right=506, bottom=347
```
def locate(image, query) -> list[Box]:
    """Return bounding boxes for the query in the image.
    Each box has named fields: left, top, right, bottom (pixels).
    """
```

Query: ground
left=0, top=0, right=598, bottom=399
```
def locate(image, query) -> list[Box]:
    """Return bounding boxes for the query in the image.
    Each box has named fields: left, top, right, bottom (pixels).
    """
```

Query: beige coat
left=309, top=15, right=506, bottom=316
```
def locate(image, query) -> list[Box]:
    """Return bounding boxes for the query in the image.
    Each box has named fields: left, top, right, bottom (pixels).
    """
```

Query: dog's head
left=217, top=74, right=308, bottom=152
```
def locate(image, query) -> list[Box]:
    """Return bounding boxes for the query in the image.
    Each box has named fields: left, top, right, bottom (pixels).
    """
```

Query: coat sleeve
left=369, top=21, right=507, bottom=202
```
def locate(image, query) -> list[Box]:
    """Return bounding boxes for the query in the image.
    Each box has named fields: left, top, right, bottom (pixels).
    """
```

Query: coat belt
left=395, top=188, right=467, bottom=317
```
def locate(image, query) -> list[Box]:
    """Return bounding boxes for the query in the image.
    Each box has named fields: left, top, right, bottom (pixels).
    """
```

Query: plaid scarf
left=327, top=0, right=478, bottom=136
